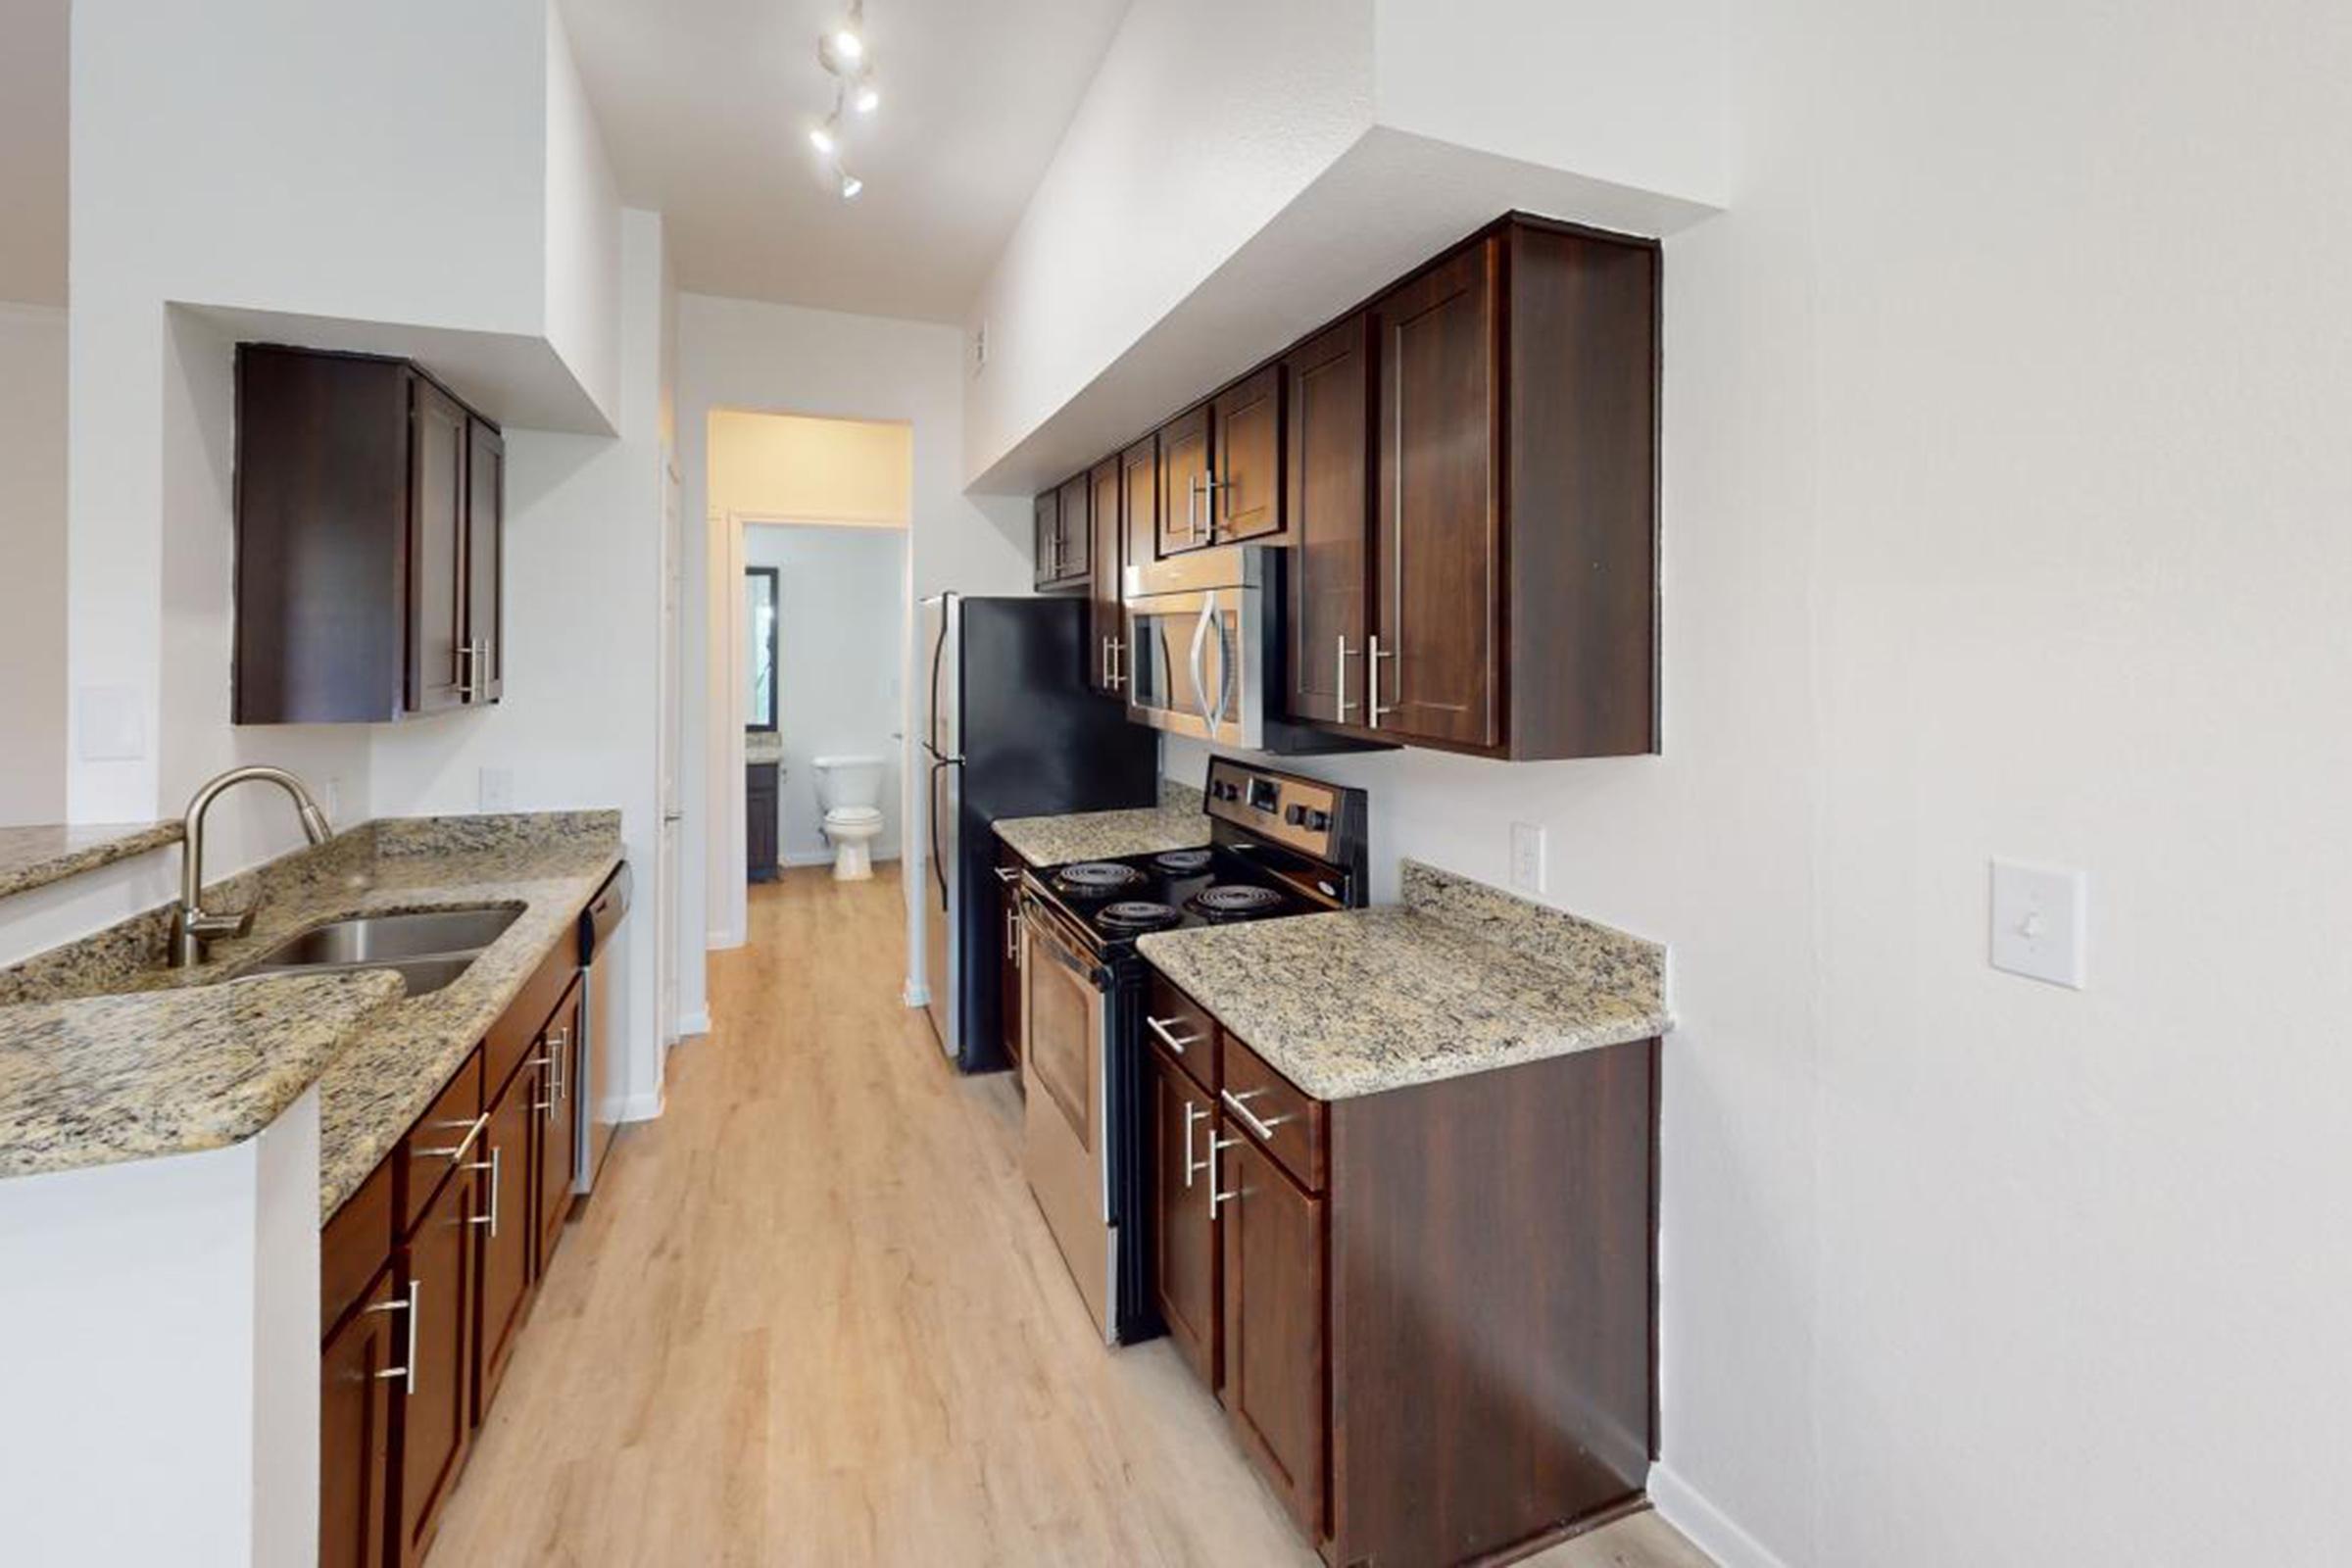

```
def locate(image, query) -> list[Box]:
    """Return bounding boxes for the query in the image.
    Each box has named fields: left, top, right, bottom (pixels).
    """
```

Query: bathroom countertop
left=1136, top=860, right=1671, bottom=1101
left=0, top=812, right=622, bottom=1219
left=0, top=820, right=184, bottom=902
left=993, top=782, right=1209, bottom=867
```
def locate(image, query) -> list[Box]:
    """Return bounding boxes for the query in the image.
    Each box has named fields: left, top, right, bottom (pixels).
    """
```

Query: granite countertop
left=1136, top=860, right=1672, bottom=1100
left=0, top=812, right=622, bottom=1219
left=993, top=781, right=1209, bottom=867
left=0, top=820, right=184, bottom=901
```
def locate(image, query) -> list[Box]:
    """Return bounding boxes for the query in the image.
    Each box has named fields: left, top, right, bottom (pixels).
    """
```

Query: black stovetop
left=1030, top=841, right=1332, bottom=954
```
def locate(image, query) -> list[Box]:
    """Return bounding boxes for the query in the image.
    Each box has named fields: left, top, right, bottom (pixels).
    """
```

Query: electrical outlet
left=1989, top=858, right=2087, bottom=989
left=972, top=320, right=989, bottom=376
left=1510, top=821, right=1545, bottom=895
left=478, top=766, right=514, bottom=813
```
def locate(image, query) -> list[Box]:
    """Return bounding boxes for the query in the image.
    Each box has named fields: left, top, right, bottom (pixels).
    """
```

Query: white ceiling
left=563, top=0, right=1131, bottom=323
left=0, top=0, right=68, bottom=305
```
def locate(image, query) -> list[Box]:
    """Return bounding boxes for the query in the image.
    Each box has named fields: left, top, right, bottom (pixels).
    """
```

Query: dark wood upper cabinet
left=1055, top=472, right=1092, bottom=585
left=233, top=345, right=504, bottom=724
left=319, top=1268, right=399, bottom=1568
left=1086, top=458, right=1124, bottom=695
left=1210, top=364, right=1284, bottom=544
left=1149, top=1046, right=1219, bottom=1387
left=1218, top=1130, right=1327, bottom=1542
left=1283, top=315, right=1373, bottom=728
left=1155, top=403, right=1213, bottom=557
left=1030, top=487, right=1060, bottom=591
left=1120, top=434, right=1158, bottom=579
left=396, top=1157, right=475, bottom=1568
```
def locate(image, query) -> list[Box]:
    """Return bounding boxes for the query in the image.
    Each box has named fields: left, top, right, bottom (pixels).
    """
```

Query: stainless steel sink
left=239, top=906, right=521, bottom=997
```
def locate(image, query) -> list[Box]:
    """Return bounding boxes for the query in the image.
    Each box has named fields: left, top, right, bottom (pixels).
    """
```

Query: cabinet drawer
left=320, top=1156, right=395, bottom=1338
left=484, top=946, right=574, bottom=1101
left=398, top=1047, right=483, bottom=1235
left=1220, top=1033, right=1326, bottom=1192
left=1142, top=969, right=1218, bottom=1096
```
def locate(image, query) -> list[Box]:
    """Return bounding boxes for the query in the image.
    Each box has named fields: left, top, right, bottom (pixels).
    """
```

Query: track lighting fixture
left=807, top=1, right=880, bottom=198
left=838, top=168, right=863, bottom=201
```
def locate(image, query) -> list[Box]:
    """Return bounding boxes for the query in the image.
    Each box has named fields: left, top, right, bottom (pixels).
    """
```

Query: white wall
left=675, top=293, right=1031, bottom=1022
left=0, top=304, right=67, bottom=825
left=1183, top=2, right=2352, bottom=1563
left=369, top=211, right=670, bottom=1120
left=744, top=524, right=909, bottom=867
left=541, top=0, right=623, bottom=425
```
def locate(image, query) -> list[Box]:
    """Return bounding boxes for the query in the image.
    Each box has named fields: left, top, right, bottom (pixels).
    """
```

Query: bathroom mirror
left=746, top=566, right=778, bottom=732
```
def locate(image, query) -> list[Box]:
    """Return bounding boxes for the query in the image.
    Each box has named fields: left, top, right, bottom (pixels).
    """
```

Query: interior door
left=464, top=417, right=504, bottom=703
left=1211, top=365, right=1283, bottom=542
left=1284, top=315, right=1372, bottom=726
left=1219, top=1132, right=1327, bottom=1539
left=657, top=459, right=682, bottom=1050
left=406, top=377, right=468, bottom=713
left=1373, top=240, right=1501, bottom=748
left=1151, top=1050, right=1218, bottom=1385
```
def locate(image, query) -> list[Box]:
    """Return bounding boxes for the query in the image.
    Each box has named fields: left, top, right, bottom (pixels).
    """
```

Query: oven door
left=1125, top=586, right=1262, bottom=749
left=1020, top=897, right=1117, bottom=1341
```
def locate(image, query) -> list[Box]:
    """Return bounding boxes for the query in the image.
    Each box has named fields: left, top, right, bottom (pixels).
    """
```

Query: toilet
left=813, top=755, right=887, bottom=881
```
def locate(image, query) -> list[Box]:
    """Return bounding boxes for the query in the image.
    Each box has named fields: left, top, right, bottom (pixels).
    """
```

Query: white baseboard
left=612, top=1089, right=665, bottom=1123
left=1649, top=1463, right=1789, bottom=1568
left=778, top=849, right=904, bottom=869
left=902, top=980, right=928, bottom=1007
left=676, top=1008, right=711, bottom=1037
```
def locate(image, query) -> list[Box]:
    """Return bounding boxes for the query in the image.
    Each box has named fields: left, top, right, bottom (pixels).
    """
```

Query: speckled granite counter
left=0, top=812, right=622, bottom=1219
left=994, top=781, right=1208, bottom=867
left=1136, top=860, right=1670, bottom=1100
left=0, top=820, right=183, bottom=901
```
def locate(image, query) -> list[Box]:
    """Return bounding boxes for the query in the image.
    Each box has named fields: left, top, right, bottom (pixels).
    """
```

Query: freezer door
left=922, top=753, right=959, bottom=1054
left=923, top=592, right=960, bottom=761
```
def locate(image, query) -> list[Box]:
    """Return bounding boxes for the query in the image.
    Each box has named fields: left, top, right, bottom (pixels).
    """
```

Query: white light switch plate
left=1510, top=822, right=1546, bottom=895
left=478, top=766, right=514, bottom=813
left=1989, top=858, right=2086, bottom=989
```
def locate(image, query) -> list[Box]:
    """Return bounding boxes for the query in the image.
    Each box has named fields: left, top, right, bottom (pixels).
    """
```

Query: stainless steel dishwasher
left=574, top=862, right=632, bottom=1197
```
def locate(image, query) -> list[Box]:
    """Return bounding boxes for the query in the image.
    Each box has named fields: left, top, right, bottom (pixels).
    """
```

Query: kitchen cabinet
left=1148, top=1043, right=1219, bottom=1387
left=472, top=1060, right=538, bottom=1420
left=536, top=985, right=583, bottom=1270
left=747, top=761, right=779, bottom=883
left=1209, top=365, right=1284, bottom=544
left=1120, top=434, right=1158, bottom=579
left=1033, top=472, right=1093, bottom=591
left=1141, top=966, right=1660, bottom=1567
left=1031, top=488, right=1061, bottom=591
left=1086, top=458, right=1125, bottom=696
left=1155, top=403, right=1213, bottom=557
left=995, top=844, right=1026, bottom=1076
left=233, top=344, right=505, bottom=724
left=396, top=1153, right=477, bottom=1568
left=1282, top=315, right=1373, bottom=728
left=319, top=1269, right=400, bottom=1568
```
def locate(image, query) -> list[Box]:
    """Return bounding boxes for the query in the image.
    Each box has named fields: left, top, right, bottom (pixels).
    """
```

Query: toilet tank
left=813, top=754, right=886, bottom=812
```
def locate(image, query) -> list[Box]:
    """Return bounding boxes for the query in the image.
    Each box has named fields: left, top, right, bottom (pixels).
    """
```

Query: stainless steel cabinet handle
left=1208, top=1132, right=1244, bottom=1215
left=1336, top=636, right=1359, bottom=718
left=372, top=1278, right=420, bottom=1395
left=1368, top=634, right=1397, bottom=726
left=454, top=641, right=478, bottom=697
left=1145, top=1014, right=1200, bottom=1054
left=993, top=864, right=1022, bottom=885
left=1222, top=1086, right=1293, bottom=1141
left=417, top=1112, right=488, bottom=1165
left=1183, top=1101, right=1209, bottom=1188
left=467, top=1145, right=502, bottom=1237
left=1110, top=637, right=1125, bottom=691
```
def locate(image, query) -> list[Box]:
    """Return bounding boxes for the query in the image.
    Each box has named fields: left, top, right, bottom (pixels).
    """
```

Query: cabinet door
left=1156, top=404, right=1213, bottom=556
left=397, top=1160, right=475, bottom=1568
left=996, top=850, right=1024, bottom=1074
left=1032, top=489, right=1060, bottom=589
left=1087, top=458, right=1123, bottom=694
left=1211, top=365, right=1283, bottom=543
left=464, top=418, right=504, bottom=704
left=1054, top=472, right=1092, bottom=583
left=1151, top=1050, right=1218, bottom=1386
left=406, top=378, right=469, bottom=714
left=1284, top=316, right=1373, bottom=727
left=1219, top=1129, right=1326, bottom=1540
left=473, top=1061, right=538, bottom=1421
left=320, top=1269, right=399, bottom=1568
left=1120, top=434, right=1158, bottom=578
left=1372, top=241, right=1501, bottom=749
left=536, top=989, right=583, bottom=1274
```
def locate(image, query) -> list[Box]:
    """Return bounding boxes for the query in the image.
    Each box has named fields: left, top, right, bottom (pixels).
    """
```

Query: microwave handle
left=1203, top=595, right=1231, bottom=738
left=1189, top=594, right=1215, bottom=738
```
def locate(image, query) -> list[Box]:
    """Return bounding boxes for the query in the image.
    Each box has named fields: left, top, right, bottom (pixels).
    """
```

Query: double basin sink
left=237, top=906, right=521, bottom=998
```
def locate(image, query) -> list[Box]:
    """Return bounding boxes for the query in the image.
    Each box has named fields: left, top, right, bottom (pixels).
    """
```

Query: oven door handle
left=1023, top=901, right=1109, bottom=988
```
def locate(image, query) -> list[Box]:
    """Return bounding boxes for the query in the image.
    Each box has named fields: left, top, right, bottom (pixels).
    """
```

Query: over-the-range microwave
left=1122, top=545, right=1387, bottom=758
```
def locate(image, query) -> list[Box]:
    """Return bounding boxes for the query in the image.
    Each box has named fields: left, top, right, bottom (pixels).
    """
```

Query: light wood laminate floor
left=430, top=867, right=1712, bottom=1567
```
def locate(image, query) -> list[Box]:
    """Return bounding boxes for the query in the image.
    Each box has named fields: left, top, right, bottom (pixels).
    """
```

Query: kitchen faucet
left=171, top=765, right=335, bottom=966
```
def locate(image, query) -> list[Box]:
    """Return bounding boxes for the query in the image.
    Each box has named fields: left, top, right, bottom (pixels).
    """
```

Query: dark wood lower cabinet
left=320, top=1269, right=400, bottom=1568
left=397, top=1157, right=477, bottom=1568
left=472, top=1062, right=538, bottom=1420
left=996, top=844, right=1026, bottom=1076
left=1142, top=967, right=1659, bottom=1568
left=537, top=988, right=584, bottom=1268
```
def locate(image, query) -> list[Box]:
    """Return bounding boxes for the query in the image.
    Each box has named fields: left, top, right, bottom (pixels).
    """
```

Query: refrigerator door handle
left=929, top=756, right=957, bottom=907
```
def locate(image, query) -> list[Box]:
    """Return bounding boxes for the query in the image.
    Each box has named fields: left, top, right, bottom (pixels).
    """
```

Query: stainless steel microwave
left=1123, top=546, right=1272, bottom=749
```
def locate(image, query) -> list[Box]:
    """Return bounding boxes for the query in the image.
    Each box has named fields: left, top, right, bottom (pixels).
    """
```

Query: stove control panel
left=1203, top=757, right=1364, bottom=865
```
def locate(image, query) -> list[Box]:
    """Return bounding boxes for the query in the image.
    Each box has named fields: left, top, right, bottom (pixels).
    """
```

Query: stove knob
left=1305, top=809, right=1332, bottom=832
left=1284, top=804, right=1307, bottom=826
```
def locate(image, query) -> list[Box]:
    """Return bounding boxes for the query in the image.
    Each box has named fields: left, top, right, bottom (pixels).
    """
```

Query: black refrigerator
left=919, top=592, right=1157, bottom=1070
